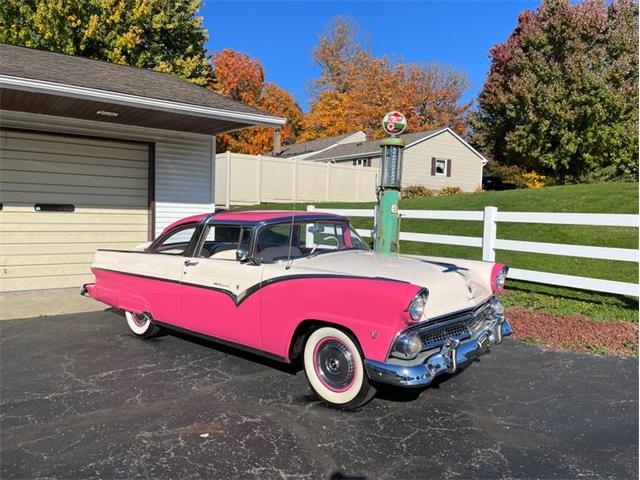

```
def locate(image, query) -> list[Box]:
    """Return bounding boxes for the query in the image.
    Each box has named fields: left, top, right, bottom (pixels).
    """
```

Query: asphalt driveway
left=1, top=310, right=637, bottom=480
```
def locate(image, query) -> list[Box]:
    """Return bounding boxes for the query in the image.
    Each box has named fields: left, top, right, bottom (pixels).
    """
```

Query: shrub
left=523, top=171, right=546, bottom=189
left=485, top=163, right=528, bottom=188
left=474, top=185, right=485, bottom=193
left=401, top=185, right=433, bottom=199
left=485, top=162, right=550, bottom=188
left=439, top=186, right=463, bottom=196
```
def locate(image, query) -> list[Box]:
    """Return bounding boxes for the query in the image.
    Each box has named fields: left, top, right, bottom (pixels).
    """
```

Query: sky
left=202, top=1, right=541, bottom=111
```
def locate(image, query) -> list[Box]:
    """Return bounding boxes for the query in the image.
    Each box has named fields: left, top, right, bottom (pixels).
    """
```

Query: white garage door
left=0, top=130, right=150, bottom=291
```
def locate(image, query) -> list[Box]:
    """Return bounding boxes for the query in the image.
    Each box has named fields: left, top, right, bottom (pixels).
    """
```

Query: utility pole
left=374, top=111, right=407, bottom=254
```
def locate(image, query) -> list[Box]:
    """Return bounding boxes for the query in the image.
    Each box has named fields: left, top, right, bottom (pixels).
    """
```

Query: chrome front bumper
left=364, top=315, right=512, bottom=387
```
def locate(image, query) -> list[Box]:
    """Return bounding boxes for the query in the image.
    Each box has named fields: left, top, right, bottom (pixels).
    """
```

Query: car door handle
left=184, top=260, right=199, bottom=267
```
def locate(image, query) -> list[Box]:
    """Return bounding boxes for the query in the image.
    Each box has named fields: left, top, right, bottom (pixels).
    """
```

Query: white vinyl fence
left=215, top=152, right=377, bottom=206
left=307, top=205, right=640, bottom=297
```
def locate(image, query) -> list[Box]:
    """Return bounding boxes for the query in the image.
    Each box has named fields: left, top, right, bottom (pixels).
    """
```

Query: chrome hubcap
left=132, top=313, right=149, bottom=328
left=315, top=339, right=355, bottom=390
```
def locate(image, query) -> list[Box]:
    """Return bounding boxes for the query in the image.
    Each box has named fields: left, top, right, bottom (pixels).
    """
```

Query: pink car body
left=83, top=210, right=511, bottom=403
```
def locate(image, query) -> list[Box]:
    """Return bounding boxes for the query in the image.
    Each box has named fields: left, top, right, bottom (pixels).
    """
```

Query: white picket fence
left=307, top=205, right=640, bottom=297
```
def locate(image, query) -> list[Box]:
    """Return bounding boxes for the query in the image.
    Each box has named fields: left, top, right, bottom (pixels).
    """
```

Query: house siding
left=401, top=130, right=483, bottom=192
left=0, top=110, right=215, bottom=238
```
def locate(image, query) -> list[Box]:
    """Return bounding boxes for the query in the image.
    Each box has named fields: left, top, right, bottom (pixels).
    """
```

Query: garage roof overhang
left=0, top=74, right=286, bottom=136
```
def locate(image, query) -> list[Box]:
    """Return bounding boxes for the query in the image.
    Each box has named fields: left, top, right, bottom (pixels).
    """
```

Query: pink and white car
left=82, top=210, right=511, bottom=409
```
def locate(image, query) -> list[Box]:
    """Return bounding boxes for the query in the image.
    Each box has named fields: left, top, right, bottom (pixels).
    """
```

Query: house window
left=352, top=158, right=371, bottom=167
left=435, top=158, right=447, bottom=176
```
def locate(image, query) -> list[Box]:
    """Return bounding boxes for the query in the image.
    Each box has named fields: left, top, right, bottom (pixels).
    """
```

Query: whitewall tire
left=125, top=311, right=159, bottom=338
left=303, top=326, right=375, bottom=409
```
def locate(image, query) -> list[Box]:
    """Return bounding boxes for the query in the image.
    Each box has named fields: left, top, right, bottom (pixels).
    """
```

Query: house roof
left=0, top=43, right=284, bottom=129
left=304, top=128, right=449, bottom=162
left=276, top=133, right=357, bottom=158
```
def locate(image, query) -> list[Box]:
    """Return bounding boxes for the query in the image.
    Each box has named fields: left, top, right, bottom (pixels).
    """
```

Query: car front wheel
left=124, top=311, right=159, bottom=338
left=303, top=326, right=375, bottom=410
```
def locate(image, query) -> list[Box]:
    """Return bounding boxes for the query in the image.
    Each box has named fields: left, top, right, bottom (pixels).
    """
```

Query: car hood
left=291, top=250, right=492, bottom=319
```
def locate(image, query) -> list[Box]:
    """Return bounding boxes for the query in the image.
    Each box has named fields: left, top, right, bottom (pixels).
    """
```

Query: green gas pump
left=374, top=111, right=407, bottom=254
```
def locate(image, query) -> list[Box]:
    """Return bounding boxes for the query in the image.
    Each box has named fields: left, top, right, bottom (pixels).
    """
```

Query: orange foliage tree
left=301, top=17, right=471, bottom=141
left=212, top=49, right=303, bottom=154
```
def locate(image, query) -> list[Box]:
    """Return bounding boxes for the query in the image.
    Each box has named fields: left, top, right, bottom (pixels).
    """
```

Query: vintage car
left=82, top=210, right=511, bottom=409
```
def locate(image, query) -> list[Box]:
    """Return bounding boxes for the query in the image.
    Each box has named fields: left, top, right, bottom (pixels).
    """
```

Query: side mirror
left=236, top=246, right=250, bottom=263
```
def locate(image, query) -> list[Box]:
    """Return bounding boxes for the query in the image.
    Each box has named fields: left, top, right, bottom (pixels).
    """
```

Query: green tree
left=0, top=0, right=211, bottom=85
left=471, top=0, right=639, bottom=182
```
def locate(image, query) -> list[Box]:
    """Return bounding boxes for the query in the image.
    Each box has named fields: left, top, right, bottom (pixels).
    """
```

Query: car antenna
left=285, top=196, right=297, bottom=270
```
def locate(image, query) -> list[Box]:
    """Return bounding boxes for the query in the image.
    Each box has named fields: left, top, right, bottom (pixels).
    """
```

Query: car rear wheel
left=124, top=311, right=159, bottom=338
left=303, top=326, right=375, bottom=410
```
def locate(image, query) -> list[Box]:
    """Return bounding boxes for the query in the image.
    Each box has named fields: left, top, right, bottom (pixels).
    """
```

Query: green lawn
left=239, top=182, right=639, bottom=322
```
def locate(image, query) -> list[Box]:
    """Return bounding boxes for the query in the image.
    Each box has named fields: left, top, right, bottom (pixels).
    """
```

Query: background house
left=284, top=127, right=488, bottom=192
left=0, top=44, right=284, bottom=291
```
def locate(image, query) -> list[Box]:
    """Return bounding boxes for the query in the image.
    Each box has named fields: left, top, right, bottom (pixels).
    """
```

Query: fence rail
left=308, top=205, right=639, bottom=297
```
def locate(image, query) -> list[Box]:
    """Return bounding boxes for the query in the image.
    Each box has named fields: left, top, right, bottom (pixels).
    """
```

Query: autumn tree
left=301, top=16, right=470, bottom=141
left=471, top=0, right=639, bottom=182
left=0, top=0, right=211, bottom=84
left=212, top=49, right=303, bottom=154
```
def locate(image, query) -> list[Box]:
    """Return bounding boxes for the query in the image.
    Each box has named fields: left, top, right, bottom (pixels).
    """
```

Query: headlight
left=491, top=264, right=509, bottom=293
left=392, top=332, right=423, bottom=360
left=407, top=289, right=429, bottom=323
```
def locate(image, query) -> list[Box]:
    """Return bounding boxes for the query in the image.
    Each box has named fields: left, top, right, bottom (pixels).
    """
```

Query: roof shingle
left=0, top=43, right=273, bottom=118
left=303, top=128, right=448, bottom=161
left=276, top=133, right=358, bottom=157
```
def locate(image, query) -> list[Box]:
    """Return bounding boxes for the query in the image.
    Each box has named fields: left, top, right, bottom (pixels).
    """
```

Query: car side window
left=255, top=224, right=298, bottom=263
left=198, top=224, right=251, bottom=260
left=149, top=225, right=197, bottom=255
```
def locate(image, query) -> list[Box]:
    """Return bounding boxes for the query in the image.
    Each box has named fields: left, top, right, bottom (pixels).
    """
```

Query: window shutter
left=431, top=157, right=436, bottom=176
left=446, top=159, right=452, bottom=177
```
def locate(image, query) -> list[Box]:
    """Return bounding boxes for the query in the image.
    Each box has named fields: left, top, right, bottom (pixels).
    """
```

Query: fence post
left=257, top=154, right=263, bottom=204
left=293, top=158, right=299, bottom=203
left=326, top=163, right=331, bottom=202
left=225, top=151, right=231, bottom=209
left=482, top=206, right=497, bottom=262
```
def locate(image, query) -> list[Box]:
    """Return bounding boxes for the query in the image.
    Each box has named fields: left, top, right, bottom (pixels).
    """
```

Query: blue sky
left=203, top=1, right=541, bottom=111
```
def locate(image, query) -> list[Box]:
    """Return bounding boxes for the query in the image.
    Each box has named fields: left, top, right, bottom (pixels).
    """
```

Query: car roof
left=161, top=210, right=346, bottom=234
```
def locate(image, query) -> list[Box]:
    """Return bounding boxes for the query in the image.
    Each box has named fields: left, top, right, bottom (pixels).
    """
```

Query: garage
left=0, top=43, right=285, bottom=293
left=0, top=129, right=151, bottom=291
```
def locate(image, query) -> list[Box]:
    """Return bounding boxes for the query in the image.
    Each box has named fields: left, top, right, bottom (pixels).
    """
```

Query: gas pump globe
left=374, top=112, right=407, bottom=253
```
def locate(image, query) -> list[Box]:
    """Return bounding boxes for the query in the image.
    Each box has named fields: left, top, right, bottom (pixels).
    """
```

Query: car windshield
left=255, top=220, right=369, bottom=263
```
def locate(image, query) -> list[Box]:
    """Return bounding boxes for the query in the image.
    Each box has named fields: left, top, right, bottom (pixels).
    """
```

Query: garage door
left=0, top=130, right=150, bottom=291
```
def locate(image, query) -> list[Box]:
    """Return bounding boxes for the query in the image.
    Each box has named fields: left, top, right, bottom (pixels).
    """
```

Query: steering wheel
left=323, top=236, right=339, bottom=247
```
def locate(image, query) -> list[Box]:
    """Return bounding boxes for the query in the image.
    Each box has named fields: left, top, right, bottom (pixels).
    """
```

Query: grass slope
left=241, top=183, right=639, bottom=322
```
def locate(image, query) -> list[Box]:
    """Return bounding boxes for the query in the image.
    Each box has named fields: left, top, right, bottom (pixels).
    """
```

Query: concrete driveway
left=1, top=310, right=637, bottom=479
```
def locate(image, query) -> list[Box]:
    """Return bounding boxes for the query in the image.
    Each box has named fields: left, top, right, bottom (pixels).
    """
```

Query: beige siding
left=0, top=129, right=149, bottom=291
left=401, top=131, right=483, bottom=192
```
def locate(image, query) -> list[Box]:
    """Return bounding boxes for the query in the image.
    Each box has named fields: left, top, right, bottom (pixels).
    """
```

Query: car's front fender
left=258, top=276, right=423, bottom=363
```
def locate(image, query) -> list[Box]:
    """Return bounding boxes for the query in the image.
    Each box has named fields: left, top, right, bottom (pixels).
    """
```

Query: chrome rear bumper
left=364, top=316, right=512, bottom=387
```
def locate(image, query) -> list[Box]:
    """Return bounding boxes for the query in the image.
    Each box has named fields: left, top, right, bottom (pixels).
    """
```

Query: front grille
left=419, top=320, right=471, bottom=350
left=416, top=302, right=493, bottom=351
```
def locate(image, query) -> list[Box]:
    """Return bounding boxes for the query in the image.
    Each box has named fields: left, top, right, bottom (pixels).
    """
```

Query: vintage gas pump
left=374, top=111, right=407, bottom=253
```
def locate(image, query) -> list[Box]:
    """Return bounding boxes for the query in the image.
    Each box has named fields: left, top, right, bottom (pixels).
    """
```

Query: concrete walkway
left=0, top=287, right=104, bottom=321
